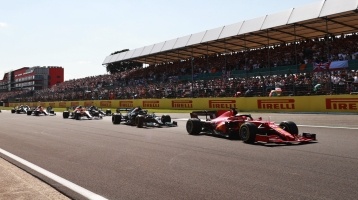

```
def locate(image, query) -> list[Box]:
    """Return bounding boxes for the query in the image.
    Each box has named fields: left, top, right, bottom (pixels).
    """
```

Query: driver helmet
left=231, top=108, right=238, bottom=116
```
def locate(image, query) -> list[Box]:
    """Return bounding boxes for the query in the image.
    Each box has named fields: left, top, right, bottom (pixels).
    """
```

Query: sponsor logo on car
left=257, top=99, right=295, bottom=109
left=100, top=101, right=111, bottom=107
left=209, top=100, right=236, bottom=109
left=119, top=101, right=134, bottom=108
left=326, top=98, right=358, bottom=110
left=143, top=100, right=160, bottom=108
left=172, top=100, right=193, bottom=108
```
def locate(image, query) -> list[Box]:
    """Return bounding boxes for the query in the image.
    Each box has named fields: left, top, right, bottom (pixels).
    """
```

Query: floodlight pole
left=294, top=24, right=297, bottom=96
left=207, top=44, right=209, bottom=72
left=294, top=24, right=298, bottom=72
left=267, top=29, right=271, bottom=76
left=244, top=34, right=248, bottom=78
left=190, top=48, right=193, bottom=98
left=325, top=16, right=332, bottom=93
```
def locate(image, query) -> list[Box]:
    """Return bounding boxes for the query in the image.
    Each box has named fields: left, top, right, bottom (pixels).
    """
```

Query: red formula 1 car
left=186, top=109, right=316, bottom=144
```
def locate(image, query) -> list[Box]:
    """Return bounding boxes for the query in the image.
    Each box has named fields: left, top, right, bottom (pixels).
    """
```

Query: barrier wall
left=8, top=95, right=358, bottom=113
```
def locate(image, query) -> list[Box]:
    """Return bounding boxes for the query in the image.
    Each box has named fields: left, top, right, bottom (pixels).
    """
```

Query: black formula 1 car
left=87, top=106, right=111, bottom=116
left=27, top=106, right=56, bottom=116
left=112, top=107, right=177, bottom=128
left=11, top=105, right=31, bottom=114
left=186, top=109, right=316, bottom=144
left=63, top=106, right=103, bottom=120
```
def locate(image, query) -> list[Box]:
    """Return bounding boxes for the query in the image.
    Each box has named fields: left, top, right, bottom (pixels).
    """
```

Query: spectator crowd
left=1, top=33, right=358, bottom=102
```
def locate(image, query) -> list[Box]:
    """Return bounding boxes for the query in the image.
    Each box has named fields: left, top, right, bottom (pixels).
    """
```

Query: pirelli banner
left=9, top=95, right=358, bottom=113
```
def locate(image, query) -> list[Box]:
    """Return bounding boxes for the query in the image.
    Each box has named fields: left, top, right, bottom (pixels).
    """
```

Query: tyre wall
left=7, top=94, right=358, bottom=113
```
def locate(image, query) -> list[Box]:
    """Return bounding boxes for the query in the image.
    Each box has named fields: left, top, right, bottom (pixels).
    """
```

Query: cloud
left=0, top=22, right=8, bottom=28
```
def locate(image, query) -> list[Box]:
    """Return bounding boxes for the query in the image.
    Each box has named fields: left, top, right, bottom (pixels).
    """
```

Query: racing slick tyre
left=279, top=121, right=298, bottom=135
left=34, top=110, right=40, bottom=116
left=239, top=122, right=258, bottom=144
left=112, top=114, right=121, bottom=124
left=186, top=118, right=202, bottom=135
left=135, top=115, right=144, bottom=128
left=161, top=115, right=171, bottom=124
left=11, top=109, right=16, bottom=114
left=106, top=109, right=112, bottom=116
left=75, top=112, right=81, bottom=120
left=63, top=111, right=69, bottom=119
left=27, top=110, right=32, bottom=115
left=92, top=111, right=99, bottom=117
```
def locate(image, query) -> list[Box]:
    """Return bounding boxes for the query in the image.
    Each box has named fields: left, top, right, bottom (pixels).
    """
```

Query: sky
left=0, top=0, right=323, bottom=80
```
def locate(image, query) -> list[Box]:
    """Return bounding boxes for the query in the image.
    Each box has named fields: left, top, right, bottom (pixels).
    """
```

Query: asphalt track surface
left=0, top=110, right=358, bottom=200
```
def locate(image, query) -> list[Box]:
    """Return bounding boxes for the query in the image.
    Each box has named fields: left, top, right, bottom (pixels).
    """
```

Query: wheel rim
left=240, top=127, right=248, bottom=140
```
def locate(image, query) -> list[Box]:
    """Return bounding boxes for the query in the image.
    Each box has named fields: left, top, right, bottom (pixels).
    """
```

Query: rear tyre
left=279, top=121, right=298, bottom=135
left=239, top=123, right=258, bottom=144
left=112, top=114, right=122, bottom=124
left=186, top=118, right=202, bottom=135
left=136, top=115, right=144, bottom=128
left=27, top=110, right=32, bottom=115
left=11, top=109, right=15, bottom=114
left=75, top=112, right=81, bottom=120
left=106, top=109, right=112, bottom=116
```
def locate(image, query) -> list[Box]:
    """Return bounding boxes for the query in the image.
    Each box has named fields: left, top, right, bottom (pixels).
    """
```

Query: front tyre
left=239, top=122, right=258, bottom=144
left=112, top=114, right=122, bottom=124
left=161, top=115, right=171, bottom=124
left=63, top=111, right=69, bottom=118
left=279, top=121, right=298, bottom=135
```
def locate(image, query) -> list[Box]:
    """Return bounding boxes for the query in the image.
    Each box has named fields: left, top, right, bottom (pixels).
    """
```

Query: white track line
left=298, top=125, right=358, bottom=130
left=0, top=148, right=108, bottom=200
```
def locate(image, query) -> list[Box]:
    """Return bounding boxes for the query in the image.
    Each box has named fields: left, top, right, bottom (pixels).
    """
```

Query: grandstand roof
left=102, top=0, right=358, bottom=65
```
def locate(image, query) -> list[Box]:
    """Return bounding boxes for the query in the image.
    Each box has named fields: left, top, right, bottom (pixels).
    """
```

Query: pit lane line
left=0, top=148, right=108, bottom=200
left=174, top=118, right=358, bottom=130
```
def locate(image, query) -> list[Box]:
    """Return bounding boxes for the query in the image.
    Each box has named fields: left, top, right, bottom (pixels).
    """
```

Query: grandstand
left=1, top=0, right=357, bottom=103
left=103, top=0, right=358, bottom=67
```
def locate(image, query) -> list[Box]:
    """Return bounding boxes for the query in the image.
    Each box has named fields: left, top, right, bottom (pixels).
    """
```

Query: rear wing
left=190, top=110, right=217, bottom=120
